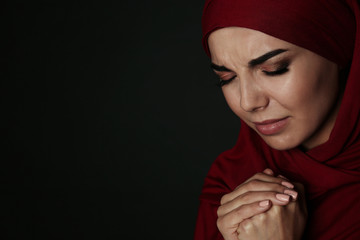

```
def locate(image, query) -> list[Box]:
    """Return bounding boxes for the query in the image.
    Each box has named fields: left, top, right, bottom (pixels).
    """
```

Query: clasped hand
left=216, top=169, right=307, bottom=240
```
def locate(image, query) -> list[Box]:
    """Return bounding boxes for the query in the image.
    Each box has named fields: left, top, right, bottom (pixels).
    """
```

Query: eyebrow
left=210, top=63, right=231, bottom=72
left=248, top=49, right=288, bottom=67
left=210, top=48, right=288, bottom=72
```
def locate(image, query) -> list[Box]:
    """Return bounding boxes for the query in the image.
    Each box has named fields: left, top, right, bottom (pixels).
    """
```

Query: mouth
left=253, top=117, right=290, bottom=135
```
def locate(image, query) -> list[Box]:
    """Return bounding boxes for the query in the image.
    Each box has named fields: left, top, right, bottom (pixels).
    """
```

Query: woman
left=194, top=0, right=360, bottom=239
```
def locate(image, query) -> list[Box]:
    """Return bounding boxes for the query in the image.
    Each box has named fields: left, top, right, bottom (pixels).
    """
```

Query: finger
left=217, top=200, right=272, bottom=236
left=284, top=189, right=298, bottom=201
left=277, top=174, right=300, bottom=198
left=222, top=178, right=294, bottom=205
left=263, top=168, right=274, bottom=175
left=243, top=172, right=294, bottom=187
left=218, top=190, right=295, bottom=217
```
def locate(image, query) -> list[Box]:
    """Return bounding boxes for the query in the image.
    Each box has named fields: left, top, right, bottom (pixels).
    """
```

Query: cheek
left=266, top=73, right=322, bottom=111
left=280, top=58, right=339, bottom=110
left=275, top=70, right=339, bottom=120
left=278, top=81, right=311, bottom=109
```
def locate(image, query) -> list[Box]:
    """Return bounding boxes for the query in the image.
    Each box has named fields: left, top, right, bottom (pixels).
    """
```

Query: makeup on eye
left=214, top=61, right=290, bottom=87
left=261, top=60, right=290, bottom=76
left=217, top=76, right=236, bottom=87
left=213, top=70, right=237, bottom=87
left=211, top=49, right=292, bottom=87
left=215, top=71, right=237, bottom=81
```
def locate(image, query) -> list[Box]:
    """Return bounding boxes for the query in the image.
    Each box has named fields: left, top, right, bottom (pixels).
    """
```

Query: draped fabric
left=195, top=0, right=360, bottom=239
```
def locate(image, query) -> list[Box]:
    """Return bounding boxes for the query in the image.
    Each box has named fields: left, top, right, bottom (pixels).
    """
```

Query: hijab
left=195, top=1, right=360, bottom=239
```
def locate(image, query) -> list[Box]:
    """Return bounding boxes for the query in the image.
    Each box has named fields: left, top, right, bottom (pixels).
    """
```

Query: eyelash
left=217, top=64, right=289, bottom=87
left=217, top=76, right=236, bottom=87
left=262, top=65, right=289, bottom=76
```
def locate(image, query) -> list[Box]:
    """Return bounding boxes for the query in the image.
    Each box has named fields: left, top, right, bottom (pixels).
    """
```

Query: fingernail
left=259, top=200, right=270, bottom=207
left=281, top=181, right=294, bottom=189
left=276, top=193, right=290, bottom=202
left=284, top=189, right=298, bottom=201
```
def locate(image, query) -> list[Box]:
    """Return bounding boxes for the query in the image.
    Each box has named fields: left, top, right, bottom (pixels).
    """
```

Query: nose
left=239, top=78, right=269, bottom=112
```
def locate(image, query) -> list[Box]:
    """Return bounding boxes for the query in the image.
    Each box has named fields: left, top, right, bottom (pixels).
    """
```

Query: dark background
left=2, top=1, right=240, bottom=239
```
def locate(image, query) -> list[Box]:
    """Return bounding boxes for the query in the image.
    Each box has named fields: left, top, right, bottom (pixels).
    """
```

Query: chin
left=262, top=137, right=300, bottom=151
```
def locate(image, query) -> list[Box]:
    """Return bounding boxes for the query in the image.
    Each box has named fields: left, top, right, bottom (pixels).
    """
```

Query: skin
left=207, top=27, right=342, bottom=239
left=208, top=27, right=341, bottom=151
left=236, top=184, right=307, bottom=240
left=216, top=170, right=307, bottom=240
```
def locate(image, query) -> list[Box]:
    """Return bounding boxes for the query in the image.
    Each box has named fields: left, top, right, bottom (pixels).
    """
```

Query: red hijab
left=195, top=0, right=360, bottom=239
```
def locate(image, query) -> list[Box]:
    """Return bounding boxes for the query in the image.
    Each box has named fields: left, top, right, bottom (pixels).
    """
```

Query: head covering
left=195, top=1, right=360, bottom=239
left=202, top=0, right=355, bottom=67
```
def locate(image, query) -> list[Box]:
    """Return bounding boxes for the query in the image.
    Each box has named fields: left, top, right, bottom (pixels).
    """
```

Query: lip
left=253, top=117, right=290, bottom=135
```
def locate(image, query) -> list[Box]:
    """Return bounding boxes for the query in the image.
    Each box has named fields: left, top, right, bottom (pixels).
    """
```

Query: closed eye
left=263, top=67, right=289, bottom=76
left=213, top=69, right=237, bottom=87
left=262, top=62, right=290, bottom=76
left=217, top=75, right=236, bottom=87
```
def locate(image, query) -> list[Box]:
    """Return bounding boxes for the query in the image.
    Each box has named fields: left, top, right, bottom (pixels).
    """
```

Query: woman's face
left=208, top=27, right=341, bottom=150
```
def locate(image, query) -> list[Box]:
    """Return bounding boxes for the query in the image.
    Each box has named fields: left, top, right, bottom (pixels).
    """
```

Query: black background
left=3, top=1, right=240, bottom=239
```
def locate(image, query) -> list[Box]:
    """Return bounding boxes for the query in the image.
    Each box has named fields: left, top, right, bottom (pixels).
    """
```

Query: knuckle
left=234, top=206, right=244, bottom=217
left=271, top=205, right=283, bottom=215
left=270, top=181, right=288, bottom=193
left=257, top=212, right=266, bottom=221
left=216, top=216, right=225, bottom=230
left=246, top=179, right=260, bottom=190
left=216, top=205, right=223, bottom=217
left=239, top=191, right=252, bottom=202
left=234, top=183, right=243, bottom=190
left=270, top=185, right=287, bottom=197
left=276, top=185, right=288, bottom=193
left=254, top=172, right=264, bottom=179
left=220, top=194, right=229, bottom=205
left=231, top=205, right=247, bottom=221
left=239, top=218, right=253, bottom=233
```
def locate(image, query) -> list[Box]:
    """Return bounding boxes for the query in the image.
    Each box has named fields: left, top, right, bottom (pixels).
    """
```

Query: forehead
left=208, top=27, right=298, bottom=63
